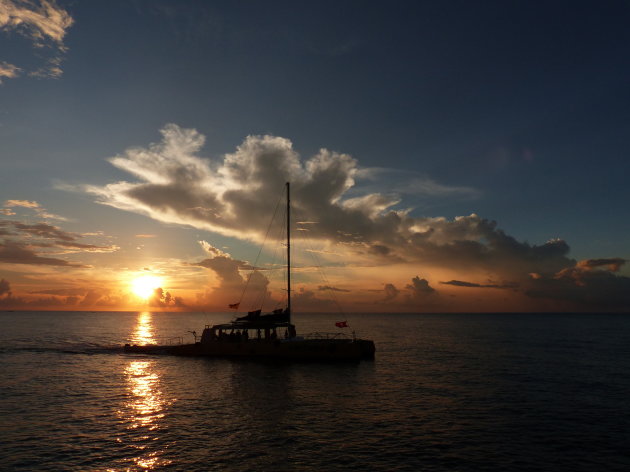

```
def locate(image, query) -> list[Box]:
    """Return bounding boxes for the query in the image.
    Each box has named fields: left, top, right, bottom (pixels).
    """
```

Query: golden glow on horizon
left=131, top=275, right=163, bottom=299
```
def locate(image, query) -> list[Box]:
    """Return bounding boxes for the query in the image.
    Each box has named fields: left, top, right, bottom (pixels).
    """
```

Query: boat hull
left=124, top=338, right=375, bottom=362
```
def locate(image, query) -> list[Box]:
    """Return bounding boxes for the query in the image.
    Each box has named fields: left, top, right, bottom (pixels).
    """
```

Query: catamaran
left=124, top=182, right=375, bottom=361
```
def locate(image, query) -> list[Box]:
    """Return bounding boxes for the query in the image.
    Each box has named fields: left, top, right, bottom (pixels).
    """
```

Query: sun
left=131, top=275, right=163, bottom=299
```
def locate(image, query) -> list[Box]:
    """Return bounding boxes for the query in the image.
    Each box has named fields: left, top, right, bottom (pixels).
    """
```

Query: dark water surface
left=1, top=312, right=629, bottom=471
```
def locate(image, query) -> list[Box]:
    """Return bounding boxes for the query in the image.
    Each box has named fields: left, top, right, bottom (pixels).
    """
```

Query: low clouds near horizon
left=77, top=124, right=630, bottom=311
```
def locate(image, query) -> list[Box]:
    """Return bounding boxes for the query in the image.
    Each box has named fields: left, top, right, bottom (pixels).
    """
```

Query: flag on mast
left=229, top=302, right=240, bottom=309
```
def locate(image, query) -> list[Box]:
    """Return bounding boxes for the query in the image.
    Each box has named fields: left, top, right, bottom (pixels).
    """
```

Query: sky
left=1, top=0, right=629, bottom=313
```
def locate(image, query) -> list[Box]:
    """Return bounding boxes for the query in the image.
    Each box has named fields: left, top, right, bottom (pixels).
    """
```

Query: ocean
left=1, top=311, right=629, bottom=471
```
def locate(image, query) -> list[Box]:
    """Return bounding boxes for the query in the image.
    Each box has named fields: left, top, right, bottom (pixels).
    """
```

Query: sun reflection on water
left=131, top=311, right=155, bottom=346
left=116, top=312, right=173, bottom=470
left=125, top=360, right=165, bottom=430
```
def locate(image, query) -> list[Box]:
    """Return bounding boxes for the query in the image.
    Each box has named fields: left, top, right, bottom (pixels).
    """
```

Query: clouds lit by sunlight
left=3, top=199, right=67, bottom=220
left=0, top=60, right=20, bottom=83
left=77, top=124, right=630, bottom=311
left=86, top=124, right=570, bottom=275
left=0, top=0, right=74, bottom=81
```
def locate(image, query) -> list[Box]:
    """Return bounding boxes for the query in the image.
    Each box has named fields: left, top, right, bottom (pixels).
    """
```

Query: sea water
left=1, top=311, right=629, bottom=471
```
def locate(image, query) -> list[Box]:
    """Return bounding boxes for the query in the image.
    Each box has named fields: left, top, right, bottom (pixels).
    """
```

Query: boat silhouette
left=124, top=182, right=375, bottom=361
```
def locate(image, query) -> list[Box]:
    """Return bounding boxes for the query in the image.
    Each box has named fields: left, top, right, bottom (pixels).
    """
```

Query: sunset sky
left=1, top=0, right=629, bottom=312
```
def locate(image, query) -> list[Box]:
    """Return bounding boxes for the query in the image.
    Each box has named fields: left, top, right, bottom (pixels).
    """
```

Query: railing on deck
left=301, top=331, right=354, bottom=341
left=152, top=336, right=183, bottom=345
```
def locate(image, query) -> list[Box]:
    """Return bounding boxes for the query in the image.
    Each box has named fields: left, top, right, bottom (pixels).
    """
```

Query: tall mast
left=286, top=182, right=291, bottom=323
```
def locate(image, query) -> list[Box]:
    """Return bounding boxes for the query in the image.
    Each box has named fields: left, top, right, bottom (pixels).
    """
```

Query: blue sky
left=1, top=0, right=629, bottom=312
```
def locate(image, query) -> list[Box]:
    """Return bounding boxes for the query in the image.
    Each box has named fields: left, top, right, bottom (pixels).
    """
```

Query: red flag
left=335, top=321, right=348, bottom=328
left=229, top=302, right=240, bottom=309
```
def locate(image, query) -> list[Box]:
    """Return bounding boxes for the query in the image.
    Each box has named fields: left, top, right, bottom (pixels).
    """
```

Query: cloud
left=0, top=220, right=117, bottom=252
left=54, top=240, right=118, bottom=252
left=369, top=277, right=436, bottom=307
left=0, top=60, right=20, bottom=82
left=84, top=124, right=574, bottom=278
left=0, top=278, right=10, bottom=296
left=0, top=0, right=73, bottom=43
left=29, top=287, right=89, bottom=296
left=356, top=167, right=481, bottom=199
left=199, top=240, right=231, bottom=258
left=0, top=292, right=70, bottom=309
left=148, top=287, right=182, bottom=308
left=526, top=260, right=630, bottom=311
left=3, top=199, right=67, bottom=220
left=403, top=177, right=481, bottom=198
left=440, top=279, right=519, bottom=289
left=576, top=258, right=625, bottom=272
left=382, top=283, right=400, bottom=302
left=406, top=275, right=436, bottom=300
left=5, top=199, right=40, bottom=208
left=10, top=221, right=75, bottom=240
left=318, top=285, right=350, bottom=292
left=80, top=124, right=630, bottom=311
left=27, top=287, right=112, bottom=308
left=0, top=219, right=117, bottom=267
left=0, top=240, right=83, bottom=266
left=0, top=282, right=136, bottom=310
left=0, top=0, right=74, bottom=82
left=292, top=287, right=337, bottom=311
left=193, top=241, right=270, bottom=310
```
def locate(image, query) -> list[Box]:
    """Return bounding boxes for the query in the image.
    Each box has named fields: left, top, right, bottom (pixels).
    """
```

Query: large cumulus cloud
left=81, top=124, right=630, bottom=311
left=86, top=124, right=574, bottom=279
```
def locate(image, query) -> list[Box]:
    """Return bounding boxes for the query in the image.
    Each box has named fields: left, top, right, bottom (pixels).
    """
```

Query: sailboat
left=124, top=182, right=376, bottom=361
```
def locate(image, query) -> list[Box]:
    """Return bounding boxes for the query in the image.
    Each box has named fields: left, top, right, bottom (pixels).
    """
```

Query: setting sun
left=131, top=275, right=163, bottom=299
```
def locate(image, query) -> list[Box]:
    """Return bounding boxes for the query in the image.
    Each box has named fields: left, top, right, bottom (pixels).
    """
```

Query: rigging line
left=261, top=203, right=289, bottom=310
left=236, top=189, right=284, bottom=308
left=246, top=207, right=287, bottom=312
left=293, top=206, right=347, bottom=317
left=310, top=247, right=347, bottom=317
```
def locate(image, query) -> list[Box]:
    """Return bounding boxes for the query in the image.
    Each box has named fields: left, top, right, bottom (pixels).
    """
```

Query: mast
left=286, top=182, right=291, bottom=323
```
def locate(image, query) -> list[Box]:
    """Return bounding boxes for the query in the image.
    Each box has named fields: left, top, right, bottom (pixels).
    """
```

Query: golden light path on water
left=117, top=312, right=174, bottom=470
left=131, top=311, right=155, bottom=346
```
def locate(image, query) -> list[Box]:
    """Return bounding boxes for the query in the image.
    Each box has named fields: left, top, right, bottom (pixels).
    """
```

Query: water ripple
left=1, top=312, right=630, bottom=470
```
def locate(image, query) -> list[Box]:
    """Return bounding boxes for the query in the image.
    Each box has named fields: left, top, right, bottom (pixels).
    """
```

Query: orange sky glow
left=1, top=132, right=629, bottom=313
